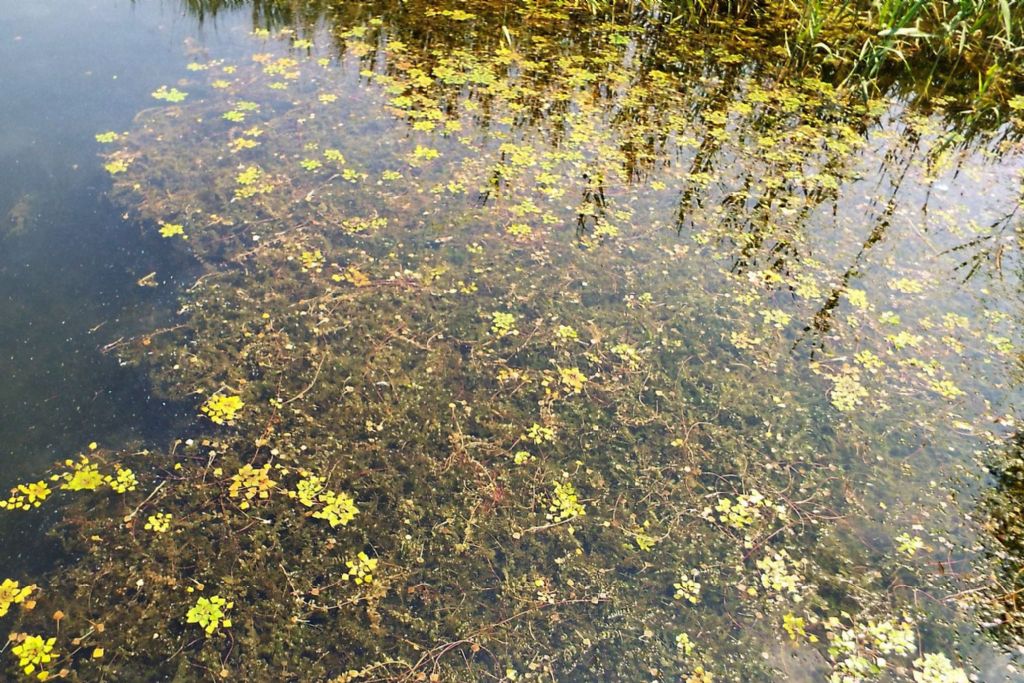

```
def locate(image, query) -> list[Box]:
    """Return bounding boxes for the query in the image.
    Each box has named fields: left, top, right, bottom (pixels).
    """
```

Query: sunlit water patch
left=1, top=1, right=1023, bottom=681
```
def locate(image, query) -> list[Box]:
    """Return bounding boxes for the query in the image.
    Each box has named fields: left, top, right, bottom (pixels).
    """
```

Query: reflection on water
left=0, top=0, right=1022, bottom=680
left=0, top=0, right=231, bottom=577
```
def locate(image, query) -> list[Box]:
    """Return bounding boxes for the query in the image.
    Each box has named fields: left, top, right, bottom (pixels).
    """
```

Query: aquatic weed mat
left=2, top=3, right=1024, bottom=681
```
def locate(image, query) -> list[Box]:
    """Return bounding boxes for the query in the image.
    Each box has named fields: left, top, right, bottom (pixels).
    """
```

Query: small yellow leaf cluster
left=913, top=653, right=968, bottom=683
left=633, top=531, right=656, bottom=552
left=676, top=632, right=694, bottom=656
left=300, top=249, right=325, bottom=272
left=58, top=457, right=104, bottom=492
left=312, top=491, right=359, bottom=528
left=151, top=85, right=188, bottom=102
left=104, top=467, right=137, bottom=494
left=505, top=223, right=532, bottom=238
left=512, top=451, right=534, bottom=465
left=554, top=325, right=578, bottom=343
left=11, top=634, right=57, bottom=679
left=158, top=222, right=184, bottom=238
left=340, top=215, right=387, bottom=234
left=340, top=266, right=370, bottom=287
left=610, top=343, right=642, bottom=369
left=0, top=579, right=34, bottom=617
left=410, top=144, right=440, bottom=162
left=104, top=159, right=129, bottom=175
left=290, top=473, right=326, bottom=507
left=558, top=367, right=587, bottom=394
left=0, top=481, right=51, bottom=510
left=709, top=491, right=769, bottom=530
left=523, top=423, right=555, bottom=444
left=144, top=512, right=173, bottom=533
left=234, top=165, right=273, bottom=199
left=896, top=532, right=925, bottom=556
left=229, top=136, right=259, bottom=152
left=186, top=595, right=232, bottom=635
left=755, top=550, right=803, bottom=599
left=489, top=311, right=518, bottom=337
left=228, top=464, right=276, bottom=509
left=201, top=394, right=245, bottom=425
left=673, top=571, right=702, bottom=604
left=783, top=612, right=817, bottom=642
left=342, top=552, right=378, bottom=585
left=686, top=667, right=714, bottom=683
left=830, top=369, right=868, bottom=412
left=547, top=482, right=585, bottom=523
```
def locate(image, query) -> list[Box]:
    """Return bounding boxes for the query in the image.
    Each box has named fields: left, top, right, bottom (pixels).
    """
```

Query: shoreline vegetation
left=184, top=0, right=1024, bottom=114
left=1, top=0, right=1022, bottom=681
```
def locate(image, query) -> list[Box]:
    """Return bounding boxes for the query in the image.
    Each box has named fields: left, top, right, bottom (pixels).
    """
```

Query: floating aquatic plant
left=10, top=634, right=56, bottom=680
left=200, top=394, right=244, bottom=425
left=0, top=580, right=34, bottom=618
left=342, top=552, right=377, bottom=586
left=186, top=595, right=232, bottom=635
left=150, top=85, right=188, bottom=103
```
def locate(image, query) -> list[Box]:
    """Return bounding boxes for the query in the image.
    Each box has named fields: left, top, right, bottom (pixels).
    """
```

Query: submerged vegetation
left=0, top=0, right=1022, bottom=680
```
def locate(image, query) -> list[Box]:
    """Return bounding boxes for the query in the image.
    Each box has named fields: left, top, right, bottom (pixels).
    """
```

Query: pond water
left=1, top=0, right=1023, bottom=681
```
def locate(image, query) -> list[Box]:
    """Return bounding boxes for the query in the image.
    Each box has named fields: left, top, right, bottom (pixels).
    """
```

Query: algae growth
left=1, top=0, right=1023, bottom=681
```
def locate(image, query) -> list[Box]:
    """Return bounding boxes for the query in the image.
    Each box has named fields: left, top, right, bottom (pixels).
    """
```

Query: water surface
left=1, top=1, right=1022, bottom=681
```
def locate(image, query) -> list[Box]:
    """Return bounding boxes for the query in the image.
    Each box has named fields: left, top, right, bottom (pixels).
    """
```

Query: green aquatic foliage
left=554, top=325, right=578, bottom=344
left=0, top=580, right=34, bottom=618
left=558, top=367, right=587, bottom=393
left=755, top=550, right=804, bottom=599
left=912, top=653, right=969, bottom=683
left=157, top=222, right=184, bottom=238
left=10, top=634, right=56, bottom=680
left=291, top=472, right=326, bottom=507
left=673, top=571, right=702, bottom=604
left=200, top=394, right=244, bottom=424
left=58, top=456, right=103, bottom=492
left=228, top=463, right=276, bottom=509
left=830, top=370, right=868, bottom=412
left=675, top=632, right=695, bottom=656
left=299, top=249, right=325, bottom=271
left=710, top=492, right=765, bottom=530
left=104, top=467, right=137, bottom=493
left=323, top=148, right=345, bottom=164
left=523, top=423, right=556, bottom=444
left=546, top=481, right=586, bottom=522
left=342, top=551, right=378, bottom=585
left=782, top=613, right=817, bottom=643
left=103, top=159, right=129, bottom=175
left=311, top=490, right=359, bottom=528
left=150, top=85, right=188, bottom=103
left=0, top=481, right=51, bottom=510
left=5, top=2, right=1021, bottom=680
left=489, top=311, right=518, bottom=337
left=143, top=512, right=172, bottom=533
left=186, top=595, right=232, bottom=635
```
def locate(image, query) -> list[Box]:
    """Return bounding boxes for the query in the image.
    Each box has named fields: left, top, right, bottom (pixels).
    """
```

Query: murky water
left=1, top=0, right=1022, bottom=681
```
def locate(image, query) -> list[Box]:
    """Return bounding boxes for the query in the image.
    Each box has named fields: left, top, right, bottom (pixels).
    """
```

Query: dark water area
left=0, top=0, right=252, bottom=575
left=0, top=0, right=245, bottom=487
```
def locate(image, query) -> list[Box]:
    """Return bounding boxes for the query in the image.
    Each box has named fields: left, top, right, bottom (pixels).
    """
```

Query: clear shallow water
left=0, top=0, right=237, bottom=487
left=0, top=0, right=258, bottom=573
left=0, top=1, right=1023, bottom=681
